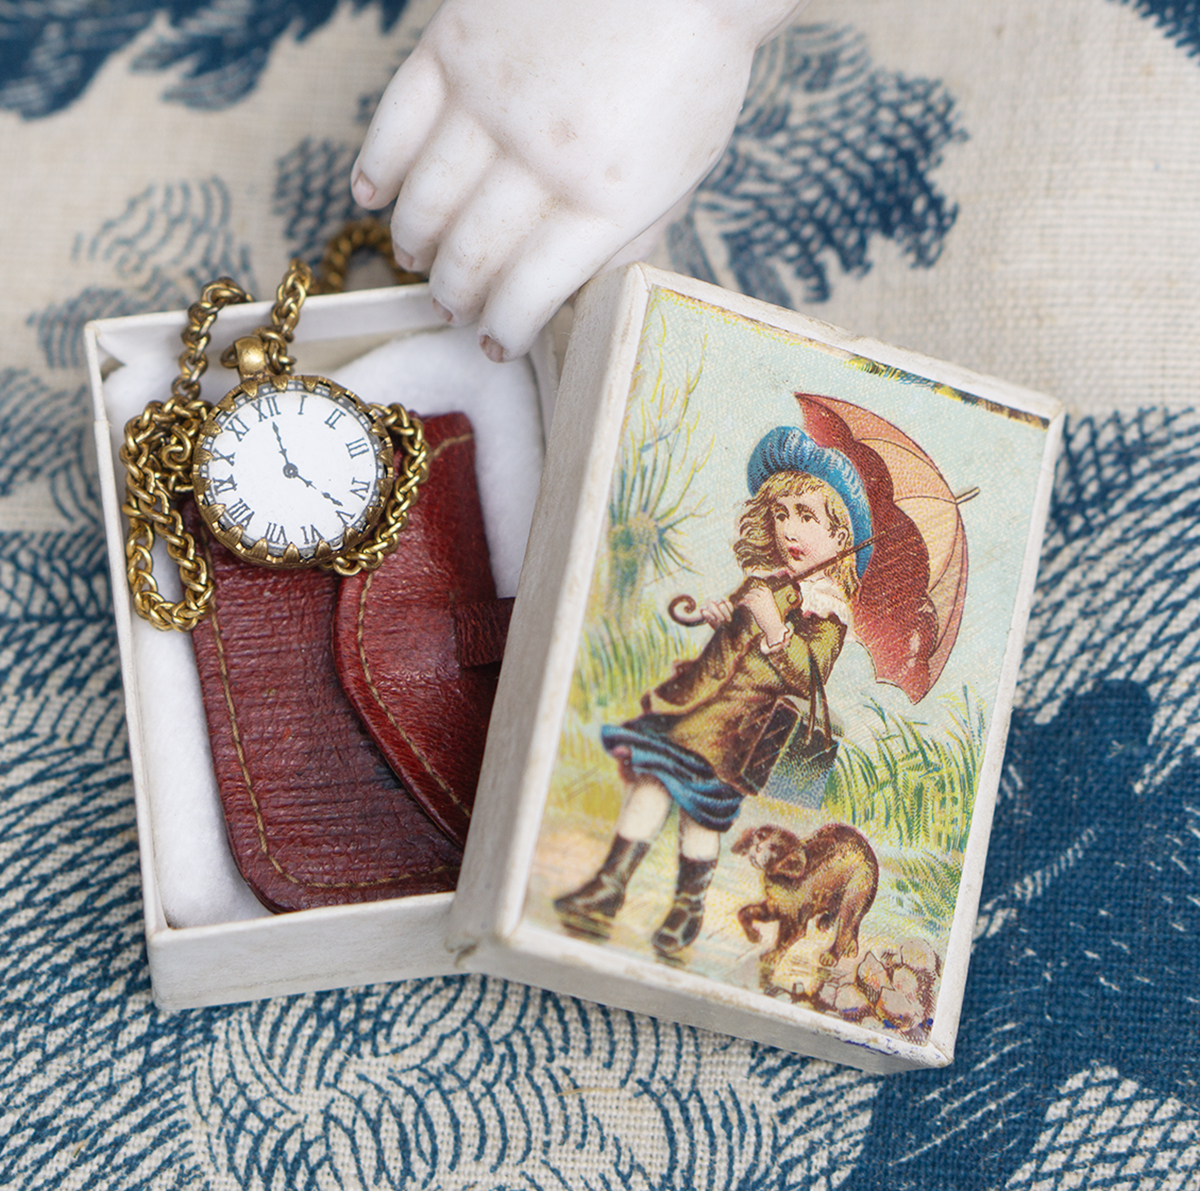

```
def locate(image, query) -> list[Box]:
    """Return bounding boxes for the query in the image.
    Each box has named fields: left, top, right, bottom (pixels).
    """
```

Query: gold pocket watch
left=121, top=222, right=428, bottom=631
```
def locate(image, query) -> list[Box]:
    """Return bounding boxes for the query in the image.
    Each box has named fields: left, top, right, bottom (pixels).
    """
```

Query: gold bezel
left=191, top=374, right=394, bottom=569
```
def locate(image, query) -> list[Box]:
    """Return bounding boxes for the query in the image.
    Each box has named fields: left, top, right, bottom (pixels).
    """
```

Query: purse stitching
left=354, top=433, right=473, bottom=817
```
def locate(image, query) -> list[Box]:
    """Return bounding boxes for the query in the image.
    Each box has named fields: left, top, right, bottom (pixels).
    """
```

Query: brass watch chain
left=121, top=220, right=429, bottom=631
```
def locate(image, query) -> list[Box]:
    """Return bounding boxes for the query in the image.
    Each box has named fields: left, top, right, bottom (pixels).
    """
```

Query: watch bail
left=232, top=334, right=271, bottom=380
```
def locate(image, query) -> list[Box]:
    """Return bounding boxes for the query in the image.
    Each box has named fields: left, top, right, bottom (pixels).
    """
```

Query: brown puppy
left=733, top=823, right=878, bottom=969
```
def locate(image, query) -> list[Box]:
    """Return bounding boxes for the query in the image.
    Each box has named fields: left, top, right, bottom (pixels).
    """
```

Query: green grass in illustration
left=569, top=613, right=695, bottom=724
left=824, top=691, right=985, bottom=860
left=890, top=852, right=965, bottom=937
left=604, top=314, right=711, bottom=626
left=812, top=693, right=986, bottom=941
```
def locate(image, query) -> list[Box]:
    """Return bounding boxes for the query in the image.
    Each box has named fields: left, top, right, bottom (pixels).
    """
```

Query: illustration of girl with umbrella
left=555, top=424, right=878, bottom=957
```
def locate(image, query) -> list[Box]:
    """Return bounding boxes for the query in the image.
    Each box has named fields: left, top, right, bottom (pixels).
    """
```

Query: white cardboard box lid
left=451, top=263, right=1064, bottom=1073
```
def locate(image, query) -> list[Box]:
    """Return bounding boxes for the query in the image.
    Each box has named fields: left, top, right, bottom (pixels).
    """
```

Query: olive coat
left=641, top=575, right=847, bottom=796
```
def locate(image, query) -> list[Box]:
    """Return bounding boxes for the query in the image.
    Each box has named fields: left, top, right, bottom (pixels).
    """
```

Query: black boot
left=555, top=836, right=650, bottom=930
left=652, top=856, right=717, bottom=957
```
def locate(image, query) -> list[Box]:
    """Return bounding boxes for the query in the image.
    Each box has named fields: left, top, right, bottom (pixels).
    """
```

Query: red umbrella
left=795, top=393, right=969, bottom=704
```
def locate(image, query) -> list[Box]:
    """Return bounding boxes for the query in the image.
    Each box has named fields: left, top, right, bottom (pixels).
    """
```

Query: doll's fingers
left=426, top=163, right=547, bottom=325
left=389, top=113, right=499, bottom=273
left=353, top=51, right=447, bottom=208
left=476, top=213, right=630, bottom=362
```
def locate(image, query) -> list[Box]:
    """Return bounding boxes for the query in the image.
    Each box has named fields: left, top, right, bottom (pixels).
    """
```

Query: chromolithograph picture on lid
left=520, top=284, right=1056, bottom=1045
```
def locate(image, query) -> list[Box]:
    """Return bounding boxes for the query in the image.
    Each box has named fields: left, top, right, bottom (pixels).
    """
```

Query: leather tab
left=453, top=597, right=514, bottom=668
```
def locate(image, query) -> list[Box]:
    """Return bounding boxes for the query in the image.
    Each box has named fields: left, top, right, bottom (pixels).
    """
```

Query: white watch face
left=194, top=376, right=391, bottom=565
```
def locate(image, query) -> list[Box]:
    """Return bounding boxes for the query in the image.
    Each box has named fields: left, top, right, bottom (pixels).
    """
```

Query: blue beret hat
left=747, top=426, right=874, bottom=578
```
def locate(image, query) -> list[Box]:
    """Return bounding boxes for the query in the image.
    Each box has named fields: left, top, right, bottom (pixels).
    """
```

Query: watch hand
left=270, top=423, right=345, bottom=508
left=273, top=422, right=316, bottom=489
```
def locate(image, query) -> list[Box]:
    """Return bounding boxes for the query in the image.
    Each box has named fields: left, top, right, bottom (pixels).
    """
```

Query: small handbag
left=742, top=642, right=840, bottom=805
left=187, top=412, right=508, bottom=911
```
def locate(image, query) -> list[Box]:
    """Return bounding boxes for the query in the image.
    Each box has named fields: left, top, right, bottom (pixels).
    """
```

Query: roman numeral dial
left=193, top=375, right=391, bottom=568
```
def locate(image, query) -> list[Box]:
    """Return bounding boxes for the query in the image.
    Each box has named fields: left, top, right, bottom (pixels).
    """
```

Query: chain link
left=122, top=277, right=253, bottom=630
left=173, top=278, right=255, bottom=405
left=121, top=222, right=427, bottom=630
left=216, top=260, right=312, bottom=376
left=325, top=406, right=429, bottom=577
left=315, top=218, right=425, bottom=295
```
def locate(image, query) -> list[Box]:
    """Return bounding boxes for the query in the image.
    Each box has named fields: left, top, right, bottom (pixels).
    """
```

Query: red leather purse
left=188, top=412, right=508, bottom=911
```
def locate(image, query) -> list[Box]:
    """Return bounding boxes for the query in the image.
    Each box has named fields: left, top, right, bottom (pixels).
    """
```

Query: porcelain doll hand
left=700, top=598, right=734, bottom=628
left=352, top=0, right=809, bottom=362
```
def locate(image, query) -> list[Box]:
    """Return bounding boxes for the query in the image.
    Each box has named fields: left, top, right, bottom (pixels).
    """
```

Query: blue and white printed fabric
left=2, top=0, right=1198, bottom=1186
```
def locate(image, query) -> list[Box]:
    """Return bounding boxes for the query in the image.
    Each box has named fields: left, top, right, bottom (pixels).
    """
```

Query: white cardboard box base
left=87, top=285, right=555, bottom=1009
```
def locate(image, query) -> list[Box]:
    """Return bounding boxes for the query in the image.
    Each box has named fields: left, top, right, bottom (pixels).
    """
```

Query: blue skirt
left=601, top=715, right=745, bottom=834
